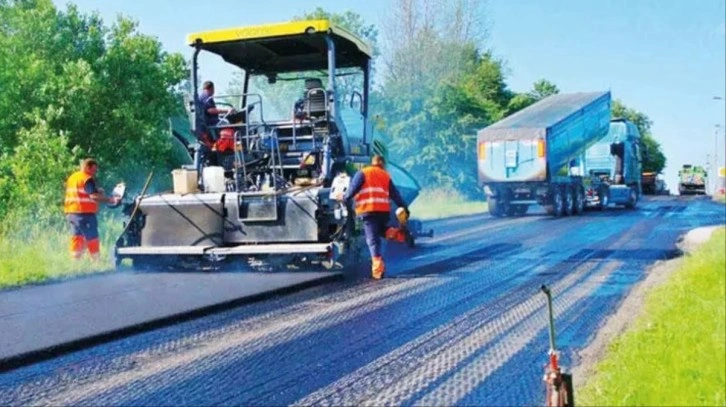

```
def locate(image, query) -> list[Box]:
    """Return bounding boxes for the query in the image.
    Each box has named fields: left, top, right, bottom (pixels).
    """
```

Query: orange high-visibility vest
left=355, top=166, right=391, bottom=215
left=64, top=171, right=98, bottom=214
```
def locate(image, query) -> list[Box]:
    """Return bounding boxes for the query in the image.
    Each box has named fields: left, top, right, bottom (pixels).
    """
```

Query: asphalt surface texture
left=0, top=196, right=723, bottom=406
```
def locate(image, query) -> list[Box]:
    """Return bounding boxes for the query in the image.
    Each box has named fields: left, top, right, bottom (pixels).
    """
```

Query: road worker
left=339, top=154, right=409, bottom=279
left=195, top=81, right=235, bottom=178
left=64, top=158, right=119, bottom=261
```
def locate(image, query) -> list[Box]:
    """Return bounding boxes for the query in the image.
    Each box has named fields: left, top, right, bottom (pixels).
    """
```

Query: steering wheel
left=216, top=102, right=236, bottom=124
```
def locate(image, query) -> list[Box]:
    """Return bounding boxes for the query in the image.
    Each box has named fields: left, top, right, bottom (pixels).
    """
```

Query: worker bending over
left=64, top=158, right=119, bottom=261
left=340, top=155, right=409, bottom=279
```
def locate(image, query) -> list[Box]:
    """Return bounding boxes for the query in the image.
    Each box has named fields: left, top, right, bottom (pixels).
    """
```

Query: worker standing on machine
left=63, top=158, right=119, bottom=261
left=339, top=154, right=409, bottom=279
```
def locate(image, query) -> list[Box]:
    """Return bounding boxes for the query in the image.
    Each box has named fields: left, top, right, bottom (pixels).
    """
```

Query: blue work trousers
left=362, top=212, right=390, bottom=258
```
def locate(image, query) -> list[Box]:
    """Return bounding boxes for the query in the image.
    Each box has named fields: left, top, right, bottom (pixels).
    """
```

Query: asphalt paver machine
left=115, top=20, right=426, bottom=271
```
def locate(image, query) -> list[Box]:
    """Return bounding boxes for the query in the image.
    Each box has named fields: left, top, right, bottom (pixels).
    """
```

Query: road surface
left=0, top=196, right=723, bottom=406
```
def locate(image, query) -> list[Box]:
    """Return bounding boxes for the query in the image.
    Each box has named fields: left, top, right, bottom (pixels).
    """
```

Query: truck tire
left=564, top=186, right=575, bottom=216
left=488, top=197, right=505, bottom=217
left=625, top=187, right=638, bottom=209
left=552, top=187, right=565, bottom=217
left=574, top=186, right=585, bottom=215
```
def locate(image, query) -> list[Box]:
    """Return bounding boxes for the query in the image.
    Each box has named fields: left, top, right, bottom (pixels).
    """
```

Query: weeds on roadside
left=0, top=213, right=122, bottom=290
left=410, top=187, right=488, bottom=220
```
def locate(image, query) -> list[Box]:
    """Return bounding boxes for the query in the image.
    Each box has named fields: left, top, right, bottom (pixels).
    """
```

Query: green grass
left=578, top=227, right=726, bottom=407
left=0, top=215, right=121, bottom=290
left=410, top=188, right=488, bottom=220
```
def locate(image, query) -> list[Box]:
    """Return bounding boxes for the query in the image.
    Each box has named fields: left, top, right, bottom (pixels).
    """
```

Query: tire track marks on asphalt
left=292, top=258, right=615, bottom=407
left=22, top=278, right=448, bottom=406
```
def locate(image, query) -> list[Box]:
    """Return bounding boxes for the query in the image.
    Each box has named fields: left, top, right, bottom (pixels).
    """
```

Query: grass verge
left=578, top=227, right=726, bottom=406
left=0, top=215, right=121, bottom=290
left=410, top=188, right=488, bottom=220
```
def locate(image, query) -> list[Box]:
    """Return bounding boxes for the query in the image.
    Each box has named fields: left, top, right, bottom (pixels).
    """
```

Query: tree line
left=0, top=0, right=666, bottom=231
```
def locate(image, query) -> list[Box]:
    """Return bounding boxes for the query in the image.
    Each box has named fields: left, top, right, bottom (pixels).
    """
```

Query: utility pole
left=713, top=97, right=724, bottom=195
left=715, top=125, right=721, bottom=195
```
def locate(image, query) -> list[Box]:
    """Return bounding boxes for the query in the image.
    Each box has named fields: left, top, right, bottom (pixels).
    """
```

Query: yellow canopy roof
left=186, top=20, right=373, bottom=74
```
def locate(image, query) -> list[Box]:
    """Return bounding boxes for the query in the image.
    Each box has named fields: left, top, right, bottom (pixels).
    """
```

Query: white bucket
left=203, top=166, right=226, bottom=192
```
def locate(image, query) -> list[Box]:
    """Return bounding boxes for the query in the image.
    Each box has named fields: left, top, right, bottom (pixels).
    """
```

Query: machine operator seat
left=302, top=78, right=327, bottom=120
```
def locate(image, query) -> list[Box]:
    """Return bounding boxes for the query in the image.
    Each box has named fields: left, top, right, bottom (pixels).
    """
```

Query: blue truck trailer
left=477, top=92, right=641, bottom=217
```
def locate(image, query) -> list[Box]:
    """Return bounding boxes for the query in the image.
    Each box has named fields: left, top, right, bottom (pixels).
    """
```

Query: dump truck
left=678, top=164, right=707, bottom=195
left=477, top=92, right=642, bottom=216
left=641, top=172, right=657, bottom=195
left=641, top=172, right=669, bottom=195
left=114, top=20, right=429, bottom=271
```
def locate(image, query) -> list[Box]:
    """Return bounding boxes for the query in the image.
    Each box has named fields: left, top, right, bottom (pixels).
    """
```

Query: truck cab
left=583, top=119, right=642, bottom=209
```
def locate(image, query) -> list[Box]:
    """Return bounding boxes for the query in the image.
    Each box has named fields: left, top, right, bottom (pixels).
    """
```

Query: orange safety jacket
left=354, top=166, right=391, bottom=215
left=64, top=171, right=98, bottom=214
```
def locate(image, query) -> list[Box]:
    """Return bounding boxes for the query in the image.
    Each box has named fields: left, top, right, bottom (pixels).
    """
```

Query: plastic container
left=203, top=166, right=226, bottom=193
left=172, top=169, right=198, bottom=194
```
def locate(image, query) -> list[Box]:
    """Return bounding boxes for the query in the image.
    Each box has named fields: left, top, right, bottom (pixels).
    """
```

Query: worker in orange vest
left=338, top=155, right=409, bottom=279
left=64, top=158, right=119, bottom=261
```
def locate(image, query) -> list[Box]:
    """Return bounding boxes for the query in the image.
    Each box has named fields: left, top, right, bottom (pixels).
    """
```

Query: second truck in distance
left=477, top=92, right=642, bottom=217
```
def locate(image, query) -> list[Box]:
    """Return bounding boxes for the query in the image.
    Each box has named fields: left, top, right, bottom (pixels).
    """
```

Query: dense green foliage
left=612, top=100, right=667, bottom=173
left=579, top=228, right=725, bottom=406
left=0, top=0, right=188, bottom=229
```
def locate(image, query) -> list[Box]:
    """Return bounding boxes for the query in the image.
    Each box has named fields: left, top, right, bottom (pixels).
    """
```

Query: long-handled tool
left=541, top=284, right=575, bottom=407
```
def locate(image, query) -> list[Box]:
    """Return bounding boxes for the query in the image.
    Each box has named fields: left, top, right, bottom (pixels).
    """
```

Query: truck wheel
left=488, top=198, right=505, bottom=217
left=564, top=187, right=575, bottom=216
left=552, top=187, right=565, bottom=217
left=574, top=187, right=585, bottom=215
left=625, top=187, right=638, bottom=209
left=598, top=188, right=609, bottom=211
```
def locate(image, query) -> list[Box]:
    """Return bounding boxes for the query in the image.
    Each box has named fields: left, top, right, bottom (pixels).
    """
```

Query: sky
left=52, top=0, right=726, bottom=192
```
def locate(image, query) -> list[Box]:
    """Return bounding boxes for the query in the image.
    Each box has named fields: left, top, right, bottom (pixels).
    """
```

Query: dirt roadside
left=570, top=225, right=725, bottom=389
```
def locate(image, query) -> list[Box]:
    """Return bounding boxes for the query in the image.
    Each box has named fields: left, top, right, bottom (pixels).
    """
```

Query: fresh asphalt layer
left=0, top=271, right=342, bottom=371
left=0, top=196, right=723, bottom=406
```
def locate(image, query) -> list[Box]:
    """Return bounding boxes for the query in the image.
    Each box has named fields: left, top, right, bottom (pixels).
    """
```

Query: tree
left=0, top=0, right=188, bottom=225
left=612, top=100, right=666, bottom=173
left=530, top=79, right=559, bottom=100
left=505, top=79, right=560, bottom=115
left=295, top=7, right=379, bottom=57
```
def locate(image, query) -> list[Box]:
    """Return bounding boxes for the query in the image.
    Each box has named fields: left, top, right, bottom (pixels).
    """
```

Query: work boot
left=372, top=256, right=385, bottom=279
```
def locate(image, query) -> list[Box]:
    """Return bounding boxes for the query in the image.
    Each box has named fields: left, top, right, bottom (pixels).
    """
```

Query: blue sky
left=53, top=0, right=726, bottom=191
